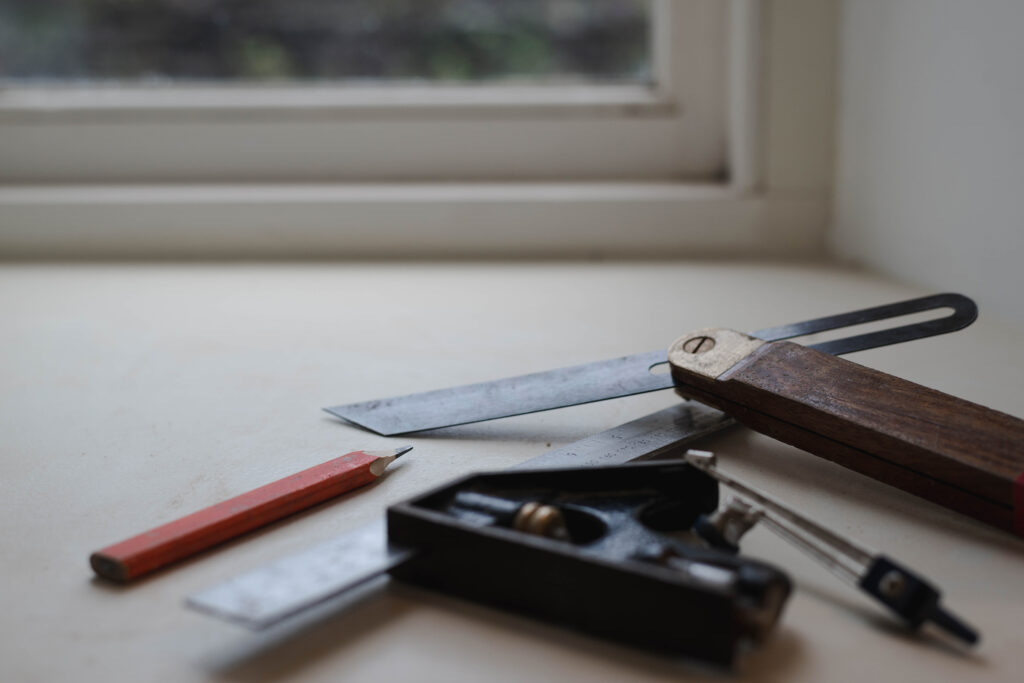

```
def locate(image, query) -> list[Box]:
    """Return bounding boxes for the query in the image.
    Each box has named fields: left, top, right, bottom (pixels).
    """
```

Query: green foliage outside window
left=0, top=0, right=650, bottom=83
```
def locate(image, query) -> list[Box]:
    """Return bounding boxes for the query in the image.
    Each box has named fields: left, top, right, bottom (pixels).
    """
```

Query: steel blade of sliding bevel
left=324, top=349, right=672, bottom=436
left=186, top=402, right=734, bottom=629
left=324, top=294, right=976, bottom=435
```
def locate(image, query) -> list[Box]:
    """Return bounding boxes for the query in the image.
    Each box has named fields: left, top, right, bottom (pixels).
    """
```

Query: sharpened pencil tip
left=363, top=446, right=413, bottom=460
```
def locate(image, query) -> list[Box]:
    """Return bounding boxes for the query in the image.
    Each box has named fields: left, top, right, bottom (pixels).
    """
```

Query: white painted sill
left=0, top=182, right=828, bottom=259
left=0, top=84, right=677, bottom=123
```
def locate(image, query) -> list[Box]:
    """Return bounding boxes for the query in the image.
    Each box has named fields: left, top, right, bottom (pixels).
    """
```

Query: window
left=2, top=1, right=652, bottom=83
left=0, top=0, right=726, bottom=183
left=1, top=0, right=831, bottom=261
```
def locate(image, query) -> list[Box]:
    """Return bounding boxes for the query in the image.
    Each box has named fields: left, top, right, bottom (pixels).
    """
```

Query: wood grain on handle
left=669, top=333, right=1024, bottom=536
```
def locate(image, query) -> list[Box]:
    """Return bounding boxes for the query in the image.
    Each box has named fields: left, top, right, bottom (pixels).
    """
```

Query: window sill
left=0, top=181, right=828, bottom=259
left=0, top=84, right=677, bottom=123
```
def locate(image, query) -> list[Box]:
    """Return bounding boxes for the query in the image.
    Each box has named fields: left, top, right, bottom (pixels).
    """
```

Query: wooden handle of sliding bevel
left=668, top=333, right=1024, bottom=536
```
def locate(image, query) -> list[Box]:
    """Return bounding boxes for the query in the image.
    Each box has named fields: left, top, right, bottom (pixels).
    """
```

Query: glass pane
left=0, top=0, right=650, bottom=84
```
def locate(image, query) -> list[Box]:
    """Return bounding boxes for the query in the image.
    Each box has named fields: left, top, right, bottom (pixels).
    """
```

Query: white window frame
left=0, top=0, right=727, bottom=183
left=0, top=0, right=836, bottom=258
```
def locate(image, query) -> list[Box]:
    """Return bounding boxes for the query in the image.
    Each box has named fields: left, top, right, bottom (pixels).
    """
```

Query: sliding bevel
left=325, top=293, right=976, bottom=435
left=324, top=293, right=1024, bottom=536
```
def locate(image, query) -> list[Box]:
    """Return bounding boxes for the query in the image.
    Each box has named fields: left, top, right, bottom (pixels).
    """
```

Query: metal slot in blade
left=751, top=292, right=977, bottom=356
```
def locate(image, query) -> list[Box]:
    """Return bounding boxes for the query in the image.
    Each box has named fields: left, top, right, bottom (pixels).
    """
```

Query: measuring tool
left=325, top=293, right=1024, bottom=536
left=191, top=459, right=792, bottom=667
left=189, top=453, right=977, bottom=665
left=326, top=293, right=976, bottom=434
left=187, top=403, right=728, bottom=629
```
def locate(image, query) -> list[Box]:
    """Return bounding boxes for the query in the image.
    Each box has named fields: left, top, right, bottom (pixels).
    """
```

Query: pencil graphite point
left=366, top=446, right=412, bottom=476
left=364, top=445, right=413, bottom=460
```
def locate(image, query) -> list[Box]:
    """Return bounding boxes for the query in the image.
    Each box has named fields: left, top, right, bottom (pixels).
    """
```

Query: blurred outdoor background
left=0, top=0, right=650, bottom=83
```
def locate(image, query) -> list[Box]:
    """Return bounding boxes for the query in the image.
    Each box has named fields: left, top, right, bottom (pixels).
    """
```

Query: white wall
left=832, top=0, right=1024, bottom=327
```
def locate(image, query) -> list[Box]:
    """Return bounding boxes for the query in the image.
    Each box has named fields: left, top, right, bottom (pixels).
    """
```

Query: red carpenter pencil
left=90, top=446, right=411, bottom=582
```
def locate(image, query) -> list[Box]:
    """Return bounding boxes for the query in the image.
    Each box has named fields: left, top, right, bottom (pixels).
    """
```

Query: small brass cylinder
left=513, top=502, right=569, bottom=540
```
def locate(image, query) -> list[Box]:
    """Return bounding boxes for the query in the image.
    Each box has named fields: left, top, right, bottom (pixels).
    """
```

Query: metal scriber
left=684, top=450, right=979, bottom=646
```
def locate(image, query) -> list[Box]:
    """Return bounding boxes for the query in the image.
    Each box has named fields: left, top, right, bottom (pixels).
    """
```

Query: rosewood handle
left=668, top=331, right=1024, bottom=536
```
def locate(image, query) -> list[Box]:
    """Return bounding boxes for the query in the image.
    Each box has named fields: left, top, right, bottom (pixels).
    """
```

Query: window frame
left=0, top=0, right=727, bottom=184
left=0, top=0, right=843, bottom=260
